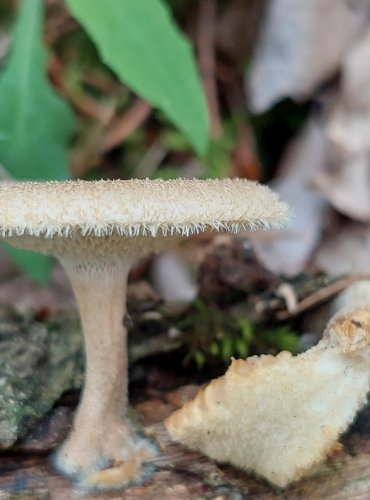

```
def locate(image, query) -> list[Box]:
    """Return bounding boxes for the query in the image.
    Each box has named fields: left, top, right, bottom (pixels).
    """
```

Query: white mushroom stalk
left=0, top=178, right=289, bottom=490
left=166, top=294, right=370, bottom=488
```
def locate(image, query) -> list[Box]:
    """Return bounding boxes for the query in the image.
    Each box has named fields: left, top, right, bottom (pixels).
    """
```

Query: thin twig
left=45, top=1, right=78, bottom=45
left=48, top=57, right=115, bottom=125
left=277, top=274, right=370, bottom=321
left=70, top=122, right=107, bottom=178
left=100, top=99, right=152, bottom=153
left=197, top=0, right=222, bottom=138
left=82, top=71, right=119, bottom=95
left=134, top=142, right=168, bottom=179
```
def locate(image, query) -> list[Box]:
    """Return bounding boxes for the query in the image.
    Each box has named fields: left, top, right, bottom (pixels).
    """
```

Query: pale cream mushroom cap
left=0, top=178, right=289, bottom=241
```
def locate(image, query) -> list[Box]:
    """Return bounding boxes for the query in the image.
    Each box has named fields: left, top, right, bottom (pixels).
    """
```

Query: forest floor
left=1, top=382, right=370, bottom=499
left=1, top=244, right=370, bottom=499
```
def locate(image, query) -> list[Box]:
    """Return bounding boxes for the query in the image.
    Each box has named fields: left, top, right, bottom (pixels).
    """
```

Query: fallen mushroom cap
left=165, top=307, right=370, bottom=488
left=0, top=178, right=289, bottom=491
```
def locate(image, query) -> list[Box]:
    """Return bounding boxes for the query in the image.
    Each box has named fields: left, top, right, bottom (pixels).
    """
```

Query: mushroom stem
left=66, top=260, right=130, bottom=430
left=54, top=257, right=155, bottom=485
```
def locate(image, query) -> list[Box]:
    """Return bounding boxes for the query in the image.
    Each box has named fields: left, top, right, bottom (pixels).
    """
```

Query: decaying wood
left=1, top=385, right=370, bottom=499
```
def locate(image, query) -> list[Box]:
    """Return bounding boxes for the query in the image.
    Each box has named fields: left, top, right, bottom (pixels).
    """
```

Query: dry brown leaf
left=314, top=28, right=370, bottom=221
left=249, top=119, right=328, bottom=276
left=314, top=221, right=370, bottom=275
left=216, top=0, right=264, bottom=63
left=314, top=153, right=370, bottom=221
left=328, top=27, right=370, bottom=152
left=247, top=0, right=368, bottom=113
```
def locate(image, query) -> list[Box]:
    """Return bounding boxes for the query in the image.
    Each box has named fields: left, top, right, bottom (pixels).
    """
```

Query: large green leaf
left=66, top=0, right=209, bottom=155
left=2, top=244, right=53, bottom=285
left=0, top=0, right=74, bottom=180
left=0, top=0, right=74, bottom=282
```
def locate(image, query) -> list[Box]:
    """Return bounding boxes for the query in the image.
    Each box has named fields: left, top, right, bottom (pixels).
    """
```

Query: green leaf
left=264, top=326, right=301, bottom=354
left=209, top=341, right=219, bottom=356
left=153, top=165, right=181, bottom=179
left=1, top=243, right=52, bottom=285
left=234, top=338, right=249, bottom=359
left=220, top=335, right=233, bottom=363
left=0, top=0, right=74, bottom=180
left=236, top=318, right=253, bottom=343
left=193, top=349, right=205, bottom=369
left=66, top=0, right=209, bottom=155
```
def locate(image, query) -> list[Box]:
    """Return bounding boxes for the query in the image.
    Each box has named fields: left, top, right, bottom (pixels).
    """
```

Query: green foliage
left=188, top=317, right=253, bottom=367
left=161, top=129, right=191, bottom=151
left=181, top=299, right=301, bottom=368
left=158, top=118, right=241, bottom=179
left=66, top=0, right=209, bottom=156
left=212, top=316, right=254, bottom=363
left=1, top=243, right=53, bottom=285
left=263, top=325, right=301, bottom=354
left=181, top=300, right=255, bottom=367
left=0, top=0, right=74, bottom=181
left=0, top=0, right=74, bottom=282
left=192, top=349, right=206, bottom=369
left=153, top=166, right=182, bottom=180
left=203, top=132, right=235, bottom=179
left=0, top=0, right=212, bottom=281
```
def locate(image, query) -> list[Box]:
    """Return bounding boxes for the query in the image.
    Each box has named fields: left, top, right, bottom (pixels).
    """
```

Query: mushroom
left=166, top=290, right=370, bottom=488
left=0, top=178, right=288, bottom=490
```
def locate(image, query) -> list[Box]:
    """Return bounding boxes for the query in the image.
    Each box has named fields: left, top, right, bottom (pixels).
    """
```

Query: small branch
left=82, top=71, right=119, bottom=95
left=134, top=142, right=168, bottom=179
left=100, top=99, right=152, bottom=153
left=276, top=274, right=370, bottom=321
left=197, top=0, right=222, bottom=139
left=48, top=57, right=115, bottom=125
left=70, top=123, right=106, bottom=178
left=45, top=3, right=78, bottom=45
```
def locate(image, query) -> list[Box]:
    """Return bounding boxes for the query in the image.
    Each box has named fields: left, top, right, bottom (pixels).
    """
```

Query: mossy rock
left=0, top=309, right=83, bottom=448
left=0, top=306, right=182, bottom=448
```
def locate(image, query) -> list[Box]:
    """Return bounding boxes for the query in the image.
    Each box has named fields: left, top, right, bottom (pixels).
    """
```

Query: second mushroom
left=0, top=178, right=288, bottom=490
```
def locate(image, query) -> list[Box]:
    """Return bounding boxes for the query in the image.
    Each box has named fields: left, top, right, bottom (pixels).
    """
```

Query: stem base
left=53, top=421, right=156, bottom=490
